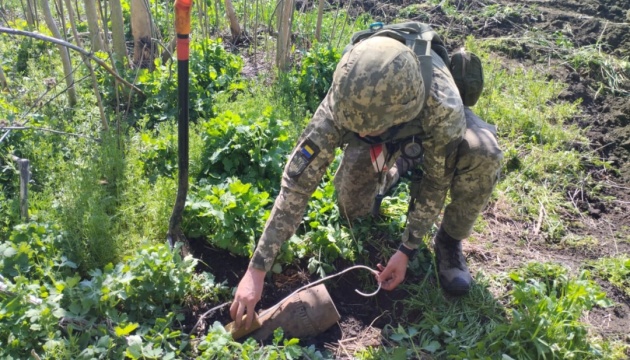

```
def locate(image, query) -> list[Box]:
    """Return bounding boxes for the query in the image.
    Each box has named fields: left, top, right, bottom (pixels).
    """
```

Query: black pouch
left=450, top=48, right=484, bottom=107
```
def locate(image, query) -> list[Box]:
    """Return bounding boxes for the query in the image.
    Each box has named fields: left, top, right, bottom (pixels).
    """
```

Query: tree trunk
left=54, top=0, right=67, bottom=40
left=84, top=0, right=104, bottom=52
left=213, top=0, right=220, bottom=32
left=74, top=0, right=81, bottom=21
left=315, top=0, right=324, bottom=42
left=276, top=0, right=294, bottom=71
left=23, top=0, right=36, bottom=28
left=40, top=0, right=77, bottom=106
left=224, top=0, right=241, bottom=40
left=109, top=0, right=127, bottom=67
left=131, top=0, right=155, bottom=69
left=0, top=64, right=9, bottom=91
left=64, top=0, right=108, bottom=130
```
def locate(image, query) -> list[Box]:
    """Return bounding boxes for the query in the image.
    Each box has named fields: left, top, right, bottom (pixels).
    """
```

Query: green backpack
left=346, top=22, right=484, bottom=107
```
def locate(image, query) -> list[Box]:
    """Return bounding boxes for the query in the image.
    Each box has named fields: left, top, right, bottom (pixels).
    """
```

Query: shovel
left=167, top=0, right=193, bottom=254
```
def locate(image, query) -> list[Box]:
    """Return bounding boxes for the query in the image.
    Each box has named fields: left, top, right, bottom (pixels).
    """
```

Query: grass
left=480, top=29, right=630, bottom=97
left=589, top=255, right=630, bottom=298
left=465, top=37, right=602, bottom=241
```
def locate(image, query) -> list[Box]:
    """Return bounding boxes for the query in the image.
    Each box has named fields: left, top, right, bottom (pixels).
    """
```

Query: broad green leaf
left=2, top=246, right=17, bottom=258
left=115, top=323, right=139, bottom=337
left=422, top=340, right=441, bottom=353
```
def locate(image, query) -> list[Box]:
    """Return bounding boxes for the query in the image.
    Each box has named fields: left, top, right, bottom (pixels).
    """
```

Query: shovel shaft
left=168, top=0, right=192, bottom=241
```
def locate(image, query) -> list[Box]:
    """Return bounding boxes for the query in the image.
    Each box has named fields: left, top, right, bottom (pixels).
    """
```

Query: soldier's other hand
left=376, top=251, right=409, bottom=291
left=230, top=266, right=266, bottom=330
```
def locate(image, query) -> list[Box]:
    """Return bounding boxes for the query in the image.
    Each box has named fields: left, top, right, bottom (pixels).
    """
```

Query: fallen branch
left=0, top=26, right=144, bottom=96
left=2, top=126, right=100, bottom=141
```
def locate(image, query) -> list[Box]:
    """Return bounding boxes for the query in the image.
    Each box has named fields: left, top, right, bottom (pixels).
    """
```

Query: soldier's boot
left=433, top=227, right=472, bottom=296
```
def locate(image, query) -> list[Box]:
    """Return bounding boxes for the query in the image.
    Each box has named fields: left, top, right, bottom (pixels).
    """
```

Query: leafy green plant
left=378, top=263, right=618, bottom=359
left=399, top=4, right=430, bottom=20
left=198, top=107, right=293, bottom=190
left=477, top=4, right=524, bottom=21
left=568, top=44, right=630, bottom=96
left=63, top=243, right=197, bottom=322
left=184, top=178, right=271, bottom=256
left=51, top=133, right=125, bottom=272
left=0, top=232, right=205, bottom=359
left=482, top=264, right=613, bottom=359
left=131, top=38, right=244, bottom=128
left=293, top=43, right=341, bottom=113
left=197, top=326, right=325, bottom=359
left=137, top=131, right=178, bottom=180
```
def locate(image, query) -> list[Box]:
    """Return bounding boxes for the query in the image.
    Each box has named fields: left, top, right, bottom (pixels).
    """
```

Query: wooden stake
left=10, top=155, right=29, bottom=221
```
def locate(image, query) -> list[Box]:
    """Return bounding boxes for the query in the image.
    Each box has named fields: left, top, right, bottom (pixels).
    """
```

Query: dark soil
left=188, top=0, right=630, bottom=356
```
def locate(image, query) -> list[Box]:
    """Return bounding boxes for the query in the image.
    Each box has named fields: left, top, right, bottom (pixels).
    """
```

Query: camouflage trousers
left=333, top=108, right=503, bottom=240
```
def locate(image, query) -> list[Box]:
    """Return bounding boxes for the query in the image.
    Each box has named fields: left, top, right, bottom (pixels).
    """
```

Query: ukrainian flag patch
left=287, top=138, right=320, bottom=177
left=301, top=144, right=315, bottom=158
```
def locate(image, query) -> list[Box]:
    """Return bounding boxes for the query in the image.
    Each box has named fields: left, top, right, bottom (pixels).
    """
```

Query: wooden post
left=11, top=155, right=30, bottom=221
left=315, top=0, right=324, bottom=42
left=0, top=64, right=9, bottom=91
left=225, top=0, right=241, bottom=40
left=276, top=0, right=294, bottom=71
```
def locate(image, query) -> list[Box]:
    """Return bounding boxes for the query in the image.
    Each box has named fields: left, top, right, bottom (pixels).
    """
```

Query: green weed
left=366, top=263, right=618, bottom=359
left=482, top=263, right=613, bottom=359
left=184, top=178, right=270, bottom=257
left=569, top=44, right=630, bottom=96
left=290, top=42, right=341, bottom=113
left=399, top=4, right=430, bottom=21
left=356, top=272, right=504, bottom=359
left=558, top=234, right=600, bottom=251
left=129, top=38, right=244, bottom=128
left=588, top=255, right=630, bottom=297
left=198, top=107, right=292, bottom=190
left=468, top=38, right=604, bottom=241
left=1, top=228, right=201, bottom=359
left=197, top=326, right=327, bottom=359
left=477, top=4, right=525, bottom=22
left=478, top=30, right=629, bottom=96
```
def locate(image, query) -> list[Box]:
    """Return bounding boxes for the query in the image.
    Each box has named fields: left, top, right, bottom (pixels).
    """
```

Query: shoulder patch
left=287, top=138, right=320, bottom=178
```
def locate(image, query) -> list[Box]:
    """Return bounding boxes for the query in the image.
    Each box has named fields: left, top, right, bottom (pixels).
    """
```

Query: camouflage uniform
left=250, top=37, right=502, bottom=272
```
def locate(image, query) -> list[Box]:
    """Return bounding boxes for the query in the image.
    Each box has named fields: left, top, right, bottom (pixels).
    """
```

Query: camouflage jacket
left=250, top=52, right=465, bottom=272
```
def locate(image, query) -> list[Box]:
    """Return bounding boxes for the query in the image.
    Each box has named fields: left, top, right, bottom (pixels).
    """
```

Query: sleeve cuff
left=250, top=252, right=271, bottom=272
left=402, top=227, right=423, bottom=249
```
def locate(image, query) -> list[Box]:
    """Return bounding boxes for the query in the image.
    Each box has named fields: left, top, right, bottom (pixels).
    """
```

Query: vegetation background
left=0, top=0, right=629, bottom=358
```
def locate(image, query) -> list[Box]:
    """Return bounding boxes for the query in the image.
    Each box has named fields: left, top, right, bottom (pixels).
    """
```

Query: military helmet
left=330, top=36, right=425, bottom=134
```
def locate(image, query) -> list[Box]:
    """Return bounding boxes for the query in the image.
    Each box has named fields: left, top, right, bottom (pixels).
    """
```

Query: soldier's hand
left=230, top=266, right=266, bottom=330
left=376, top=251, right=409, bottom=290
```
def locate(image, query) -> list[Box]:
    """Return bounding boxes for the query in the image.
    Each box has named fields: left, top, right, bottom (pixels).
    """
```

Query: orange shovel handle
left=174, top=0, right=192, bottom=60
left=175, top=0, right=192, bottom=35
